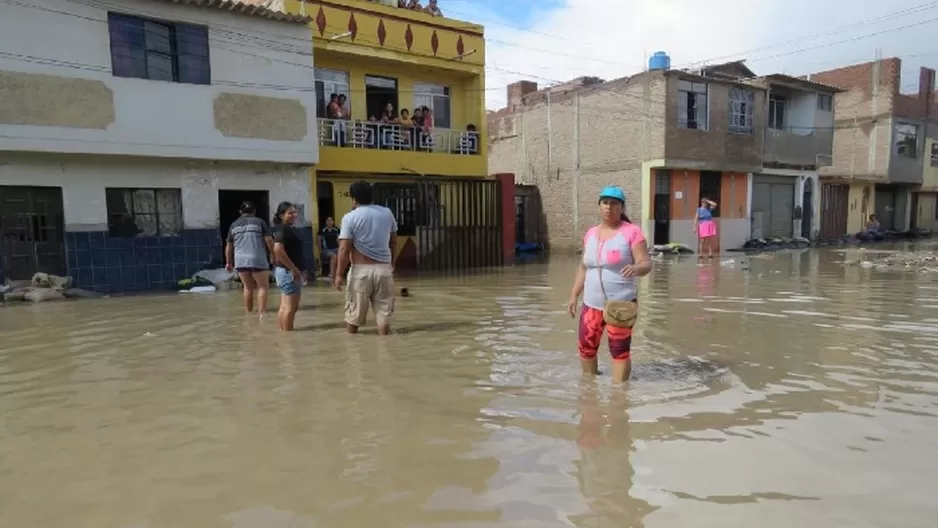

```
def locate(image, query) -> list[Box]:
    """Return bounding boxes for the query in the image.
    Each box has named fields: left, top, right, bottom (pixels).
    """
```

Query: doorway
left=365, top=75, right=399, bottom=120
left=317, top=181, right=335, bottom=277
left=0, top=186, right=66, bottom=281
left=801, top=179, right=814, bottom=238
left=653, top=169, right=671, bottom=245
left=217, top=190, right=270, bottom=259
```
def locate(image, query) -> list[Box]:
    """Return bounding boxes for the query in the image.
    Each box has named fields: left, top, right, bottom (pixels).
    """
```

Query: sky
left=440, top=0, right=938, bottom=109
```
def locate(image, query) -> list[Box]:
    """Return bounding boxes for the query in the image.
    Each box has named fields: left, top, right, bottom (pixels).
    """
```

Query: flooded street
left=3, top=247, right=938, bottom=528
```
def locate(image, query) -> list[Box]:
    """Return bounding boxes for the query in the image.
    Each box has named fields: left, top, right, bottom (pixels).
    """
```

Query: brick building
left=810, top=58, right=937, bottom=236
left=488, top=61, right=766, bottom=253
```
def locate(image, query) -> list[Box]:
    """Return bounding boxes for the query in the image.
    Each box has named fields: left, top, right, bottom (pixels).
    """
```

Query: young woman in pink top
left=567, top=186, right=652, bottom=382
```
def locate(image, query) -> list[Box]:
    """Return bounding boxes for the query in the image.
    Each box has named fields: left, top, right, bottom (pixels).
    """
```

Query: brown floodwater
left=2, top=246, right=938, bottom=527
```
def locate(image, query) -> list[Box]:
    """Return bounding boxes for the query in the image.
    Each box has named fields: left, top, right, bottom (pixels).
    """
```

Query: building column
left=495, top=173, right=516, bottom=263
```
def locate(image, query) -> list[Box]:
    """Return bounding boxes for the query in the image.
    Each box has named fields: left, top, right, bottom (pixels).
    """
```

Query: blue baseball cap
left=598, top=186, right=626, bottom=202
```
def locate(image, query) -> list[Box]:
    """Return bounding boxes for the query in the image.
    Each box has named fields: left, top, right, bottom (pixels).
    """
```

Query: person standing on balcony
left=334, top=181, right=398, bottom=336
left=425, top=0, right=443, bottom=16
left=566, top=186, right=652, bottom=383
left=694, top=198, right=718, bottom=258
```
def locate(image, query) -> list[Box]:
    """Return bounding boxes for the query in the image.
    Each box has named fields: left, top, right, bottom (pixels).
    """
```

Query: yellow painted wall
left=924, top=139, right=938, bottom=191
left=313, top=51, right=486, bottom=176
left=915, top=192, right=938, bottom=231
left=847, top=182, right=875, bottom=233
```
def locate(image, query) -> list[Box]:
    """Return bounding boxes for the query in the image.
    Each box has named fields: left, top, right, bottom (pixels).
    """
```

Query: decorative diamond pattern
left=315, top=7, right=326, bottom=36
left=347, top=13, right=358, bottom=41
left=404, top=24, right=414, bottom=51
left=377, top=19, right=387, bottom=46
left=430, top=30, right=439, bottom=56
left=456, top=35, right=464, bottom=56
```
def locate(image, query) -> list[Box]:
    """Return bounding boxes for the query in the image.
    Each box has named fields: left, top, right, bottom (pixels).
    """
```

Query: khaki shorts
left=345, top=264, right=395, bottom=327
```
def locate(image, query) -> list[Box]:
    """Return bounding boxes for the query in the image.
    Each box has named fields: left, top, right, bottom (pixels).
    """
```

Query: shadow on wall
left=515, top=185, right=549, bottom=250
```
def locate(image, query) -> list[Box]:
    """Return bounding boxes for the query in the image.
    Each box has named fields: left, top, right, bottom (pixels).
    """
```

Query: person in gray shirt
left=334, top=181, right=398, bottom=335
left=225, top=201, right=274, bottom=314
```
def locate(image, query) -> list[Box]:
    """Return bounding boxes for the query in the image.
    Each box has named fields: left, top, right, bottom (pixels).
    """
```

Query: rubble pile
left=0, top=273, right=103, bottom=303
left=847, top=251, right=938, bottom=272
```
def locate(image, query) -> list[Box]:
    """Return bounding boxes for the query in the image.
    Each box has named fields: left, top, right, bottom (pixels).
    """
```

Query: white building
left=0, top=0, right=317, bottom=292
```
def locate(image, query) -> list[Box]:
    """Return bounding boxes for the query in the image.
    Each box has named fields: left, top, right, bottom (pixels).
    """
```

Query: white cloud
left=448, top=0, right=938, bottom=109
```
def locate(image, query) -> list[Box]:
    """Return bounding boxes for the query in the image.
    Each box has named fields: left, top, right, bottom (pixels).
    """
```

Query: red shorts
left=578, top=306, right=634, bottom=361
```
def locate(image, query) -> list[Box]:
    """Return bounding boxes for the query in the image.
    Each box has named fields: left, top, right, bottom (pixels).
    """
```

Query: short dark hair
left=239, top=201, right=255, bottom=214
left=349, top=180, right=374, bottom=205
left=330, top=93, right=337, bottom=99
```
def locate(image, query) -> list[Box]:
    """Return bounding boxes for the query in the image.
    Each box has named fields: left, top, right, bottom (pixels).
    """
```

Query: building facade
left=283, top=0, right=509, bottom=272
left=810, top=58, right=936, bottom=237
left=0, top=0, right=318, bottom=292
left=747, top=74, right=840, bottom=240
left=488, top=61, right=765, bottom=253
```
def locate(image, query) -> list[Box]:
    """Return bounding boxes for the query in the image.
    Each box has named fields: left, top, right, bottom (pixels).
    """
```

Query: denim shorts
left=273, top=266, right=302, bottom=296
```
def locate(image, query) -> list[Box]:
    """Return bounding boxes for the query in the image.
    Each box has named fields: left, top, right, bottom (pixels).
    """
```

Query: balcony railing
left=317, top=118, right=480, bottom=155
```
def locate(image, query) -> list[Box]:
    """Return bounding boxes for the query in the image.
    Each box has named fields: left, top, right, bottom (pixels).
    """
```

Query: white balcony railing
left=317, top=118, right=480, bottom=155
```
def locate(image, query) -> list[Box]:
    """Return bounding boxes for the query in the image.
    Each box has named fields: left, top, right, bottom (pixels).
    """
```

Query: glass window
left=107, top=13, right=210, bottom=85
left=817, top=94, right=833, bottom=111
left=895, top=123, right=918, bottom=158
left=105, top=188, right=183, bottom=238
left=728, top=88, right=754, bottom=135
left=413, top=83, right=452, bottom=128
left=677, top=80, right=708, bottom=130
left=314, top=68, right=351, bottom=119
left=768, top=95, right=786, bottom=130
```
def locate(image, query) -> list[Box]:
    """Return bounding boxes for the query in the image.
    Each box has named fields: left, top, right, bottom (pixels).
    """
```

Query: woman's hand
left=620, top=265, right=636, bottom=278
left=567, top=297, right=578, bottom=318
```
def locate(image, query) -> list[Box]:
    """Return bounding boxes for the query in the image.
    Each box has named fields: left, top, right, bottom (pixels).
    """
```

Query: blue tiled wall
left=66, top=229, right=223, bottom=293
left=64, top=227, right=316, bottom=294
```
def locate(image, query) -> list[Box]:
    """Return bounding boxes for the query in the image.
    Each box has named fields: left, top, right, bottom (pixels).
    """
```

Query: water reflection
left=2, top=246, right=938, bottom=526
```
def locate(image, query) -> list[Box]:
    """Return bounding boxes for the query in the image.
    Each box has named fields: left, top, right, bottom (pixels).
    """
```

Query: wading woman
left=271, top=202, right=307, bottom=331
left=225, top=201, right=273, bottom=315
left=567, top=186, right=652, bottom=382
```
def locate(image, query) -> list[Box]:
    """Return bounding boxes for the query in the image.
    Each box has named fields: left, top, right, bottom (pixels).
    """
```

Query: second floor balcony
left=315, top=117, right=486, bottom=176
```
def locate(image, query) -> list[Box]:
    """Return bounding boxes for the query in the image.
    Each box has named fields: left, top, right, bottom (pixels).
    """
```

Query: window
left=768, top=95, right=786, bottom=130
left=374, top=183, right=418, bottom=236
left=930, top=142, right=938, bottom=167
left=677, top=80, right=708, bottom=130
left=315, top=68, right=351, bottom=119
left=413, top=83, right=452, bottom=128
left=728, top=88, right=754, bottom=135
left=106, top=188, right=183, bottom=237
left=108, top=13, right=210, bottom=85
left=895, top=123, right=918, bottom=158
left=817, top=93, right=833, bottom=112
left=699, top=171, right=721, bottom=218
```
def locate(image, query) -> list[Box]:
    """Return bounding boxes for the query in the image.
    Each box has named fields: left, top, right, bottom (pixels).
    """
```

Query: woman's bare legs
left=278, top=292, right=301, bottom=331
left=252, top=270, right=270, bottom=315
left=238, top=271, right=256, bottom=313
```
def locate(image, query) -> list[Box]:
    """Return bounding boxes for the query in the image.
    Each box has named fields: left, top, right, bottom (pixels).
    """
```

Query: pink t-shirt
left=581, top=223, right=646, bottom=310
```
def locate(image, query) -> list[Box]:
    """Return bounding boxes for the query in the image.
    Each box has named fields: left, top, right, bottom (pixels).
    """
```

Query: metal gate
left=874, top=188, right=897, bottom=231
left=414, top=179, right=503, bottom=271
left=751, top=175, right=795, bottom=238
left=819, top=183, right=848, bottom=240
left=0, top=186, right=66, bottom=281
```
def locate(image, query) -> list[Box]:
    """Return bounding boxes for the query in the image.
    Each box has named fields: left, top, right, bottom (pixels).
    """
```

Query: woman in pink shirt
left=567, top=186, right=652, bottom=382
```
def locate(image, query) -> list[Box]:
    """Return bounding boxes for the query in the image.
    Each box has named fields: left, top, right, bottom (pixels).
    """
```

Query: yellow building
left=284, top=0, right=503, bottom=272
left=914, top=138, right=938, bottom=231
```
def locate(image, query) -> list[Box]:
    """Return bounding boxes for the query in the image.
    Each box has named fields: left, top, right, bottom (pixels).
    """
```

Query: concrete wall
left=488, top=73, right=667, bottom=251
left=663, top=75, right=764, bottom=171
left=811, top=59, right=898, bottom=182
left=924, top=137, right=938, bottom=190
left=0, top=0, right=317, bottom=164
left=0, top=154, right=312, bottom=232
left=760, top=83, right=835, bottom=168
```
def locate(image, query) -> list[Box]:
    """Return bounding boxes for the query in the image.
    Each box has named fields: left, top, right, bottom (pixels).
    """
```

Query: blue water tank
left=648, top=51, right=671, bottom=71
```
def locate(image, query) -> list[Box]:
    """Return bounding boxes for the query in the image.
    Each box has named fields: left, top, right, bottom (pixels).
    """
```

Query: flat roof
left=761, top=73, right=845, bottom=93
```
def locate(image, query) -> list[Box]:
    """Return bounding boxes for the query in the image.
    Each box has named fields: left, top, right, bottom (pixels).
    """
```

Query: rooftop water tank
left=649, top=51, right=671, bottom=71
